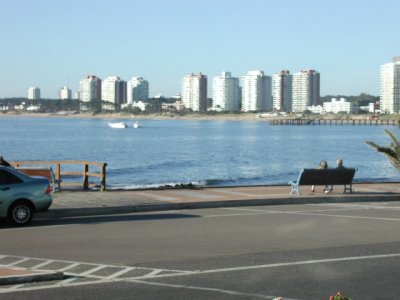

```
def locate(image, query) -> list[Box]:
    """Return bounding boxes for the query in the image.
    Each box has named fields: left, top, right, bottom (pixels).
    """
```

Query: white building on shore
left=241, top=70, right=272, bottom=112
left=79, top=75, right=102, bottom=102
left=212, top=72, right=241, bottom=112
left=292, top=69, right=320, bottom=112
left=101, top=76, right=126, bottom=109
left=272, top=70, right=292, bottom=112
left=380, top=56, right=400, bottom=113
left=181, top=73, right=208, bottom=112
left=127, top=77, right=149, bottom=103
left=323, top=98, right=353, bottom=113
left=28, top=87, right=40, bottom=100
left=59, top=86, right=72, bottom=100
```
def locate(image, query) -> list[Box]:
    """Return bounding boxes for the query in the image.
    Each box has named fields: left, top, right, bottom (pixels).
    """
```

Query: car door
left=0, top=169, right=24, bottom=219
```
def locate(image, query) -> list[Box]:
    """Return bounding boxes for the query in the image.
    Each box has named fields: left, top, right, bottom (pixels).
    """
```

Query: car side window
left=0, top=170, right=23, bottom=185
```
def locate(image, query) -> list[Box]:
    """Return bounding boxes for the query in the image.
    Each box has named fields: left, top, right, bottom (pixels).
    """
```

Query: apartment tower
left=79, top=75, right=102, bottom=102
left=127, top=77, right=149, bottom=103
left=101, top=76, right=126, bottom=109
left=272, top=70, right=292, bottom=112
left=59, top=86, right=72, bottom=100
left=241, top=70, right=272, bottom=112
left=291, top=69, right=320, bottom=112
left=212, top=72, right=241, bottom=112
left=28, top=87, right=41, bottom=100
left=380, top=56, right=400, bottom=113
left=181, top=73, right=208, bottom=112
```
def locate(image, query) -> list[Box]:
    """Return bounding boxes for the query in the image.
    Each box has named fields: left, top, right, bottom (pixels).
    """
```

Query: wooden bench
left=289, top=168, right=356, bottom=195
left=15, top=167, right=59, bottom=192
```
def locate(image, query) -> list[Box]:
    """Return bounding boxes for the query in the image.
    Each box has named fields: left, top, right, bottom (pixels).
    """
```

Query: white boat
left=108, top=122, right=127, bottom=129
left=133, top=121, right=143, bottom=128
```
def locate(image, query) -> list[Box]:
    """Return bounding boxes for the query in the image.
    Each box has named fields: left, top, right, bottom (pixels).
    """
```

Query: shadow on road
left=0, top=212, right=200, bottom=229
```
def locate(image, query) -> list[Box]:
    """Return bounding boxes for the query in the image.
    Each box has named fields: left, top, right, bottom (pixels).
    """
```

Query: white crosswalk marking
left=5, top=258, right=30, bottom=267
left=106, top=267, right=135, bottom=279
left=0, top=254, right=191, bottom=293
left=58, top=262, right=81, bottom=272
left=30, top=260, right=54, bottom=269
left=79, top=265, right=107, bottom=276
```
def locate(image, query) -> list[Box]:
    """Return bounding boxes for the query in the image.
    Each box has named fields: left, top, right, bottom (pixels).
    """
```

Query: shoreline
left=0, top=111, right=393, bottom=122
left=0, top=111, right=262, bottom=121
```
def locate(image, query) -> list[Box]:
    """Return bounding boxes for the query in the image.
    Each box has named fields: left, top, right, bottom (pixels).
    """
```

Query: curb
left=35, top=194, right=400, bottom=220
left=0, top=270, right=64, bottom=285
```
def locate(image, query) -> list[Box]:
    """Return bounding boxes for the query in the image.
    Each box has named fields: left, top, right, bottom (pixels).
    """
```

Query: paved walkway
left=2, top=182, right=400, bottom=285
left=39, top=182, right=400, bottom=218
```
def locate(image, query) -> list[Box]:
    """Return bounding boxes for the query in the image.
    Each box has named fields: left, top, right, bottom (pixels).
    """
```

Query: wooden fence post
left=101, top=163, right=107, bottom=191
left=83, top=164, right=89, bottom=190
left=55, top=163, right=61, bottom=188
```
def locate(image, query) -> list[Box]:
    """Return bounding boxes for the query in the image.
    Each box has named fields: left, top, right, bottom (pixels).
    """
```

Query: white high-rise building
left=212, top=72, right=241, bottom=112
left=292, top=69, right=320, bottom=112
left=28, top=87, right=40, bottom=100
left=59, top=86, right=72, bottom=100
left=181, top=73, right=208, bottom=112
left=272, top=70, right=292, bottom=112
left=101, top=76, right=126, bottom=109
left=79, top=75, right=102, bottom=102
left=380, top=56, right=400, bottom=114
left=127, top=77, right=149, bottom=103
left=241, top=70, right=272, bottom=112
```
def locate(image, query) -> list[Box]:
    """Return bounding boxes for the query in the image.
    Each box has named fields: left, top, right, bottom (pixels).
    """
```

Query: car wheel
left=8, top=201, right=33, bottom=226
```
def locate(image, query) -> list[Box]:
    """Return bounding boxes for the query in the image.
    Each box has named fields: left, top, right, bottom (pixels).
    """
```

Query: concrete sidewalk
left=37, top=182, right=400, bottom=219
left=2, top=182, right=400, bottom=286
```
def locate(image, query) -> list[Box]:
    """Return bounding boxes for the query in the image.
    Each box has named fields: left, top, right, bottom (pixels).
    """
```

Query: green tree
left=366, top=125, right=400, bottom=170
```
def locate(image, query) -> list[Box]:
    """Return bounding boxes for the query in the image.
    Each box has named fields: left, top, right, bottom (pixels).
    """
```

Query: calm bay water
left=0, top=116, right=399, bottom=189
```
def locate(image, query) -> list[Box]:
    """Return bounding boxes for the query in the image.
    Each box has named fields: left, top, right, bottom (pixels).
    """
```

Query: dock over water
left=269, top=118, right=399, bottom=126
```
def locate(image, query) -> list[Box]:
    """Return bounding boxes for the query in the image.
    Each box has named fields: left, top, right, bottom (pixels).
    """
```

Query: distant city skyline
left=1, top=0, right=399, bottom=98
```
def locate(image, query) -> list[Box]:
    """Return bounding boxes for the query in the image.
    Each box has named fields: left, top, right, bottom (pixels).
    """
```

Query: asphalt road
left=1, top=201, right=400, bottom=299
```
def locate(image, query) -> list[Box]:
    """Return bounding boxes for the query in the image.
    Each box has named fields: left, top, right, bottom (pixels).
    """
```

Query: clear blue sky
left=0, top=0, right=399, bottom=99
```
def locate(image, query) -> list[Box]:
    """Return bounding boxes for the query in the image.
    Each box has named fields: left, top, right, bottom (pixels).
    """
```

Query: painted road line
left=140, top=269, right=163, bottom=278
left=314, top=203, right=400, bottom=210
left=203, top=207, right=357, bottom=218
left=30, top=260, right=55, bottom=270
left=142, top=252, right=400, bottom=279
left=1, top=284, right=24, bottom=292
left=57, top=276, right=81, bottom=285
left=221, top=206, right=362, bottom=213
left=57, top=263, right=81, bottom=272
left=219, top=207, right=400, bottom=222
left=4, top=258, right=30, bottom=267
left=79, top=265, right=108, bottom=276
left=2, top=253, right=398, bottom=298
left=106, top=267, right=135, bottom=279
left=0, top=254, right=190, bottom=278
left=128, top=279, right=301, bottom=300
left=0, top=278, right=110, bottom=294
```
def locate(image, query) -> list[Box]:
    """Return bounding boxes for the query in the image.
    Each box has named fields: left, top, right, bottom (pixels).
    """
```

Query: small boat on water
left=108, top=122, right=128, bottom=129
left=133, top=121, right=143, bottom=128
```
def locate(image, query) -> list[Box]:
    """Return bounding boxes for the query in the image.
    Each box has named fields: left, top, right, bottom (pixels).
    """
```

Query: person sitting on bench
left=311, top=160, right=331, bottom=193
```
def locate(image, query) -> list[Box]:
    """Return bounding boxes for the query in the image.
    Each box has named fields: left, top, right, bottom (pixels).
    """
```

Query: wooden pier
left=269, top=118, right=399, bottom=126
left=12, top=160, right=107, bottom=191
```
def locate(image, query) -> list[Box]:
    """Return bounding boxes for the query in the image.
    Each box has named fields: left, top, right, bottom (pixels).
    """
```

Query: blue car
left=0, top=166, right=53, bottom=226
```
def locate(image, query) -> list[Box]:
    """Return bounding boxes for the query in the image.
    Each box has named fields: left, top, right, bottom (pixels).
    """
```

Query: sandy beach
left=0, top=111, right=266, bottom=121
left=0, top=111, right=387, bottom=122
